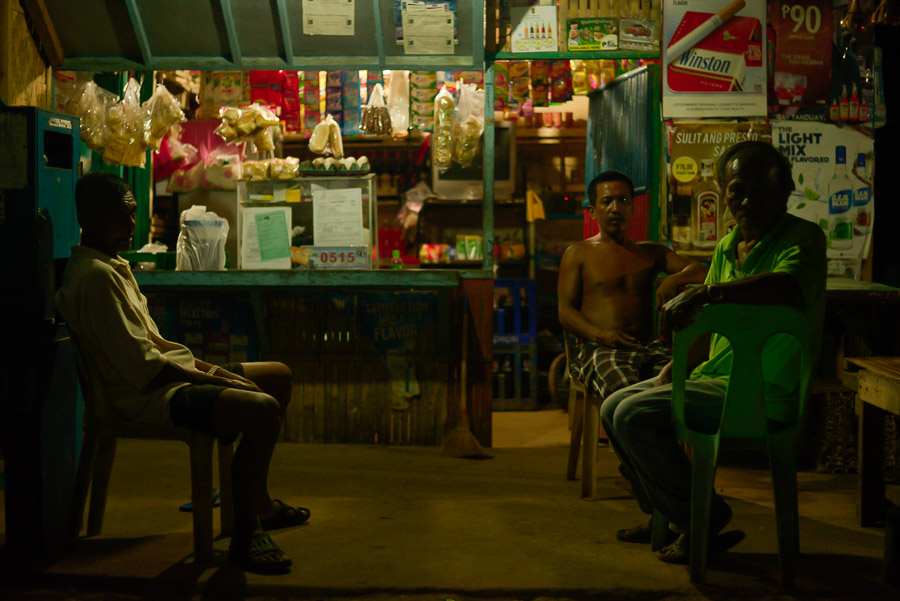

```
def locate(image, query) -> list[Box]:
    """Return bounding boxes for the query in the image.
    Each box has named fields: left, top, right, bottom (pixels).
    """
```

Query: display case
left=236, top=174, right=377, bottom=270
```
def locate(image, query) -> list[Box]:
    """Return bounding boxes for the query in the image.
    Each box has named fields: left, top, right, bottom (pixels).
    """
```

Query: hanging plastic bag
left=388, top=70, right=410, bottom=138
left=175, top=205, right=229, bottom=271
left=308, top=114, right=344, bottom=158
left=142, top=83, right=185, bottom=150
left=452, top=82, right=485, bottom=168
left=360, top=83, right=392, bottom=136
left=104, top=78, right=151, bottom=167
left=432, top=86, right=455, bottom=173
left=66, top=80, right=118, bottom=153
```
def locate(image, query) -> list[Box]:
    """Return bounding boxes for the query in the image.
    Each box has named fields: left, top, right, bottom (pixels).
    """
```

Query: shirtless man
left=558, top=170, right=707, bottom=402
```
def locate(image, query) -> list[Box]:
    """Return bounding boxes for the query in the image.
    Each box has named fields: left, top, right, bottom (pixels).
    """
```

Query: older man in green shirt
left=601, top=141, right=826, bottom=563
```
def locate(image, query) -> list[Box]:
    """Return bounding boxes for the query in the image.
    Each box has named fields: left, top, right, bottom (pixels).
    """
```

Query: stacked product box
left=409, top=71, right=438, bottom=132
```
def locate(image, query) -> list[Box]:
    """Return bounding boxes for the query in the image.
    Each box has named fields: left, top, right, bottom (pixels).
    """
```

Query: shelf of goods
left=492, top=278, right=539, bottom=411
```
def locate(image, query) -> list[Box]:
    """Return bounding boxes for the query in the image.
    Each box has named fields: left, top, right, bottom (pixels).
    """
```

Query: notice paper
left=302, top=0, right=355, bottom=36
left=312, top=187, right=365, bottom=246
left=241, top=207, right=292, bottom=270
left=402, top=12, right=454, bottom=54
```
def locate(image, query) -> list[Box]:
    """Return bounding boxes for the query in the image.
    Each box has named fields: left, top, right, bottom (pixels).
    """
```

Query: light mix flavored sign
left=662, top=0, right=767, bottom=119
left=773, top=122, right=874, bottom=259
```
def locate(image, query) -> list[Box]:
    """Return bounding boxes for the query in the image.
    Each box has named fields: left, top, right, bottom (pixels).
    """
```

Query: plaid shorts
left=570, top=338, right=672, bottom=400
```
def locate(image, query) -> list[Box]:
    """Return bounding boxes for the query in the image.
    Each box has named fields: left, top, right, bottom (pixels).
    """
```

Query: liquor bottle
left=828, top=145, right=854, bottom=250
left=839, top=85, right=849, bottom=122
left=829, top=97, right=840, bottom=122
left=849, top=83, right=859, bottom=123
left=858, top=55, right=873, bottom=124
left=721, top=205, right=737, bottom=237
left=853, top=153, right=872, bottom=236
left=389, top=249, right=403, bottom=269
left=692, top=158, right=720, bottom=248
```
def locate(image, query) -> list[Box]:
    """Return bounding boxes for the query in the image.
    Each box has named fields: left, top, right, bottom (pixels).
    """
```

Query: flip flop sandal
left=658, top=529, right=746, bottom=565
left=179, top=490, right=221, bottom=512
left=260, top=499, right=311, bottom=531
left=229, top=532, right=292, bottom=574
left=616, top=517, right=677, bottom=545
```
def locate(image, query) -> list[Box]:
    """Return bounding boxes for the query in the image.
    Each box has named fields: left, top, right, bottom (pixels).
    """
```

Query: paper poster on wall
left=240, top=207, right=292, bottom=270
left=312, top=187, right=364, bottom=246
left=394, top=1, right=458, bottom=47
left=402, top=11, right=455, bottom=55
left=302, top=0, right=355, bottom=36
left=773, top=122, right=874, bottom=260
left=510, top=5, right=559, bottom=53
left=665, top=121, right=772, bottom=252
left=769, top=0, right=833, bottom=121
left=662, top=0, right=767, bottom=119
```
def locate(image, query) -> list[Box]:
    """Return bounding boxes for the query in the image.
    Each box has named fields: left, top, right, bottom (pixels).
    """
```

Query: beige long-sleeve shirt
left=56, top=245, right=194, bottom=426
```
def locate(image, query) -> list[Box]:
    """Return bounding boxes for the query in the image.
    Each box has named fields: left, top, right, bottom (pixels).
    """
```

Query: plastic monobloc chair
left=67, top=345, right=234, bottom=563
left=563, top=331, right=606, bottom=499
left=651, top=304, right=813, bottom=585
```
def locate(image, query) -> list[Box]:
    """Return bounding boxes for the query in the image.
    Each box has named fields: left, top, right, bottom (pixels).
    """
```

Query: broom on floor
left=441, top=298, right=492, bottom=459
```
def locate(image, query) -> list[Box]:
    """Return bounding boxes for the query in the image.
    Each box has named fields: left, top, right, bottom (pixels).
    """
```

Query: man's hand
left=655, top=274, right=685, bottom=311
left=653, top=360, right=673, bottom=387
left=658, top=285, right=710, bottom=345
left=215, top=368, right=263, bottom=392
left=596, top=329, right=641, bottom=349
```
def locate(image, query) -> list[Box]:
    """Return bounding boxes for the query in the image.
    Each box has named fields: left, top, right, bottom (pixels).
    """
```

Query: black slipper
left=260, top=499, right=311, bottom=531
left=657, top=529, right=746, bottom=564
left=616, top=517, right=677, bottom=545
left=228, top=531, right=292, bottom=574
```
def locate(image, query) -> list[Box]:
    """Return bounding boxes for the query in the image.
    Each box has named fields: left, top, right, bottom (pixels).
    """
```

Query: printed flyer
left=662, top=0, right=767, bottom=119
left=772, top=122, right=874, bottom=259
left=769, top=0, right=833, bottom=121
left=666, top=121, right=772, bottom=252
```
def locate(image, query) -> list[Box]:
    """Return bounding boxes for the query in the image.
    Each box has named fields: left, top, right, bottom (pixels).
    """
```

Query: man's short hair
left=75, top=172, right=133, bottom=225
left=716, top=141, right=795, bottom=200
left=588, top=171, right=635, bottom=207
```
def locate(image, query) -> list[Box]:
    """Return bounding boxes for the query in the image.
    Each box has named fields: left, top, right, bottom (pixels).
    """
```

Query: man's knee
left=271, top=361, right=292, bottom=380
left=247, top=393, right=283, bottom=430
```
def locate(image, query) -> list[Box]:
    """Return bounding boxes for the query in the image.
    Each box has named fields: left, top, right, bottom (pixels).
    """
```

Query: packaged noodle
left=452, top=83, right=485, bottom=168
left=104, top=78, right=151, bottom=167
left=308, top=114, right=343, bottom=158
left=269, top=157, right=299, bottom=180
left=432, top=86, right=455, bottom=173
left=253, top=103, right=281, bottom=127
left=242, top=159, right=270, bottom=181
left=143, top=84, right=185, bottom=150
left=253, top=126, right=275, bottom=152
left=360, top=83, right=391, bottom=136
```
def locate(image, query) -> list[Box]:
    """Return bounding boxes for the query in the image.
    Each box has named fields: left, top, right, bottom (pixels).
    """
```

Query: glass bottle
left=692, top=158, right=719, bottom=248
left=390, top=249, right=403, bottom=269
left=853, top=153, right=872, bottom=236
left=828, top=145, right=854, bottom=250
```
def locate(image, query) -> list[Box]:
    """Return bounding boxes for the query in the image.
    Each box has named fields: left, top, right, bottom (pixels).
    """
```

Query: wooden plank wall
left=263, top=290, right=461, bottom=446
left=0, top=0, right=51, bottom=108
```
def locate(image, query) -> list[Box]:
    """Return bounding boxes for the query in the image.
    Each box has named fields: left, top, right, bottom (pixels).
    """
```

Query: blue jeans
left=600, top=377, right=728, bottom=531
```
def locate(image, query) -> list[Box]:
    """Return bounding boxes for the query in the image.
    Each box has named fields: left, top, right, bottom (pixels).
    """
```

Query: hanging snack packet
left=530, top=60, right=550, bottom=107
left=550, top=60, right=574, bottom=104
left=571, top=60, right=589, bottom=95
left=302, top=72, right=321, bottom=136
left=360, top=83, right=392, bottom=136
left=452, top=82, right=485, bottom=168
left=388, top=69, right=410, bottom=138
left=104, top=78, right=151, bottom=167
left=143, top=84, right=185, bottom=150
left=494, top=61, right=510, bottom=113
left=67, top=80, right=118, bottom=153
left=342, top=70, right=362, bottom=135
left=508, top=61, right=530, bottom=117
left=432, top=86, right=455, bottom=173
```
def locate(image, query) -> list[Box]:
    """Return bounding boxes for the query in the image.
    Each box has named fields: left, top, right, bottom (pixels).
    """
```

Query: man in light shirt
left=56, top=172, right=303, bottom=574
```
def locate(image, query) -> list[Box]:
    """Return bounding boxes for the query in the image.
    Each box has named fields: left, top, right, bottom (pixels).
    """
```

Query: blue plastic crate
left=493, top=278, right=538, bottom=346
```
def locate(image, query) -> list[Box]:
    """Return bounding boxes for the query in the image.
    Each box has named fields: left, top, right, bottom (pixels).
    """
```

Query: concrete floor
left=1, top=409, right=896, bottom=601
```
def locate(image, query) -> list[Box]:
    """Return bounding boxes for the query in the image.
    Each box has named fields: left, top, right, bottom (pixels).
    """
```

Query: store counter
left=134, top=269, right=494, bottom=448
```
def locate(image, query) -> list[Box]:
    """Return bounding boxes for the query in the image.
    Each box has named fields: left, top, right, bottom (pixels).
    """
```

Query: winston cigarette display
left=665, top=0, right=746, bottom=63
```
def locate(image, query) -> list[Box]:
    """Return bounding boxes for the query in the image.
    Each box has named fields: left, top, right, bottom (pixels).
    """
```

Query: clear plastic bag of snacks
left=452, top=83, right=485, bottom=168
left=432, top=86, right=455, bottom=173
left=104, top=78, right=151, bottom=167
left=142, top=84, right=185, bottom=150
left=360, top=83, right=392, bottom=136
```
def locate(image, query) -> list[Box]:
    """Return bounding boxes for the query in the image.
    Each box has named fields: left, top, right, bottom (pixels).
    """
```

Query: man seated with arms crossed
left=558, top=169, right=707, bottom=422
left=602, top=142, right=826, bottom=563
left=56, top=172, right=308, bottom=574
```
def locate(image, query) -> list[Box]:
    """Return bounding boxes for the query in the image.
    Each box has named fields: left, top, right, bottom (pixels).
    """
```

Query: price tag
left=305, top=246, right=369, bottom=269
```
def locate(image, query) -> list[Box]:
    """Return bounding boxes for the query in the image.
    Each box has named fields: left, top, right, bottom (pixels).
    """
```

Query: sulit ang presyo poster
left=662, top=0, right=767, bottom=119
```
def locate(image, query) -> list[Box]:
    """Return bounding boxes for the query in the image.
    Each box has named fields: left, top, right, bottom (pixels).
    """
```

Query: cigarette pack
left=667, top=12, right=762, bottom=93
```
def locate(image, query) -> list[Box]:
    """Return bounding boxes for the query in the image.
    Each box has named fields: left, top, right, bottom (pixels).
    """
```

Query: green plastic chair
left=651, top=304, right=814, bottom=585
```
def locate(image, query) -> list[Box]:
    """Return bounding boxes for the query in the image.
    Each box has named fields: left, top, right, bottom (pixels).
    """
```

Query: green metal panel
left=134, top=270, right=474, bottom=289
left=49, top=0, right=483, bottom=72
left=483, top=62, right=495, bottom=272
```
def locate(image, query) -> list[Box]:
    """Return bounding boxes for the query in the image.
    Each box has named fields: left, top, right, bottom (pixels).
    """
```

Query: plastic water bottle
left=828, top=146, right=853, bottom=250
left=389, top=249, right=403, bottom=269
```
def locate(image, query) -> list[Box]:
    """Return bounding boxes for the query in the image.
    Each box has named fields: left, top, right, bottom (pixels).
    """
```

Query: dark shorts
left=169, top=362, right=245, bottom=440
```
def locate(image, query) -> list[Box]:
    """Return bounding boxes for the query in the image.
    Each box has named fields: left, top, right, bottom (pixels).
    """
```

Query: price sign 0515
left=306, top=246, right=369, bottom=269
